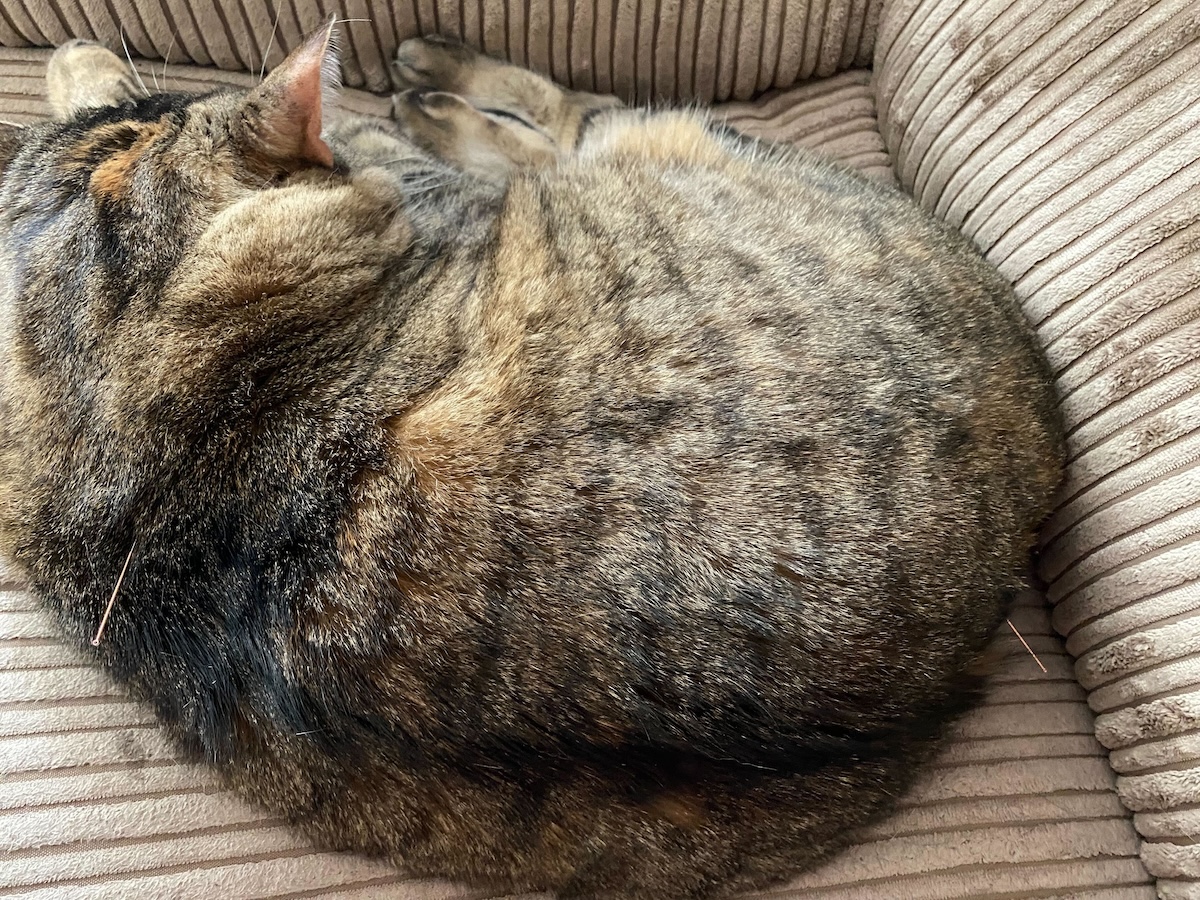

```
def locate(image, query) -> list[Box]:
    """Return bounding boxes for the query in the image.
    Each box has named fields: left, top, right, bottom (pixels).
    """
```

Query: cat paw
left=394, top=36, right=481, bottom=94
left=326, top=117, right=411, bottom=170
left=390, top=88, right=475, bottom=127
left=390, top=89, right=488, bottom=164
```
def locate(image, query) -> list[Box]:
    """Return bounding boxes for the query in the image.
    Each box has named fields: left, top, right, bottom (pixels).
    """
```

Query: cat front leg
left=389, top=87, right=558, bottom=184
left=391, top=37, right=753, bottom=174
left=391, top=37, right=621, bottom=169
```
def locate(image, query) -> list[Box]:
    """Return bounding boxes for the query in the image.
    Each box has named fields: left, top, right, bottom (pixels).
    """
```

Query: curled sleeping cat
left=0, top=23, right=1064, bottom=900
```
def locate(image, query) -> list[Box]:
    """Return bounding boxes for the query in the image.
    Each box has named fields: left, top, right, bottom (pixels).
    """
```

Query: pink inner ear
left=292, top=58, right=334, bottom=168
left=251, top=24, right=337, bottom=168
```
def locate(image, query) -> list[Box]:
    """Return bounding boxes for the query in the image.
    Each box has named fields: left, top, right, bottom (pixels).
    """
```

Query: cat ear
left=46, top=41, right=143, bottom=120
left=242, top=19, right=340, bottom=169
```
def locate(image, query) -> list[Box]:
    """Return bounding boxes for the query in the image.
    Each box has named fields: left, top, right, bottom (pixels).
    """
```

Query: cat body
left=0, top=28, right=1064, bottom=899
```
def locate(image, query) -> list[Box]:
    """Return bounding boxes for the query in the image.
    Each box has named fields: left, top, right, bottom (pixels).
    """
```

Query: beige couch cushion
left=0, top=43, right=1151, bottom=898
left=875, top=0, right=1200, bottom=895
left=0, top=0, right=881, bottom=100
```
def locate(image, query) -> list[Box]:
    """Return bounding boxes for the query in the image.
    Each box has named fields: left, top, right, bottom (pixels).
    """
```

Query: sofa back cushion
left=0, top=0, right=883, bottom=101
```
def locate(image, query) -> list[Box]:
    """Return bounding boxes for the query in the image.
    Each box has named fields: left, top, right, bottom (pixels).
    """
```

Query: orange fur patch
left=63, top=122, right=138, bottom=162
left=386, top=397, right=488, bottom=497
left=87, top=123, right=165, bottom=200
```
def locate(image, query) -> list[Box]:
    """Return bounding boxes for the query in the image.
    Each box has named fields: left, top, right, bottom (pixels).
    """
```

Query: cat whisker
left=403, top=178, right=455, bottom=197
left=409, top=170, right=455, bottom=182
left=119, top=28, right=152, bottom=98
left=406, top=175, right=452, bottom=187
left=260, top=2, right=284, bottom=83
left=370, top=154, right=428, bottom=168
left=160, top=30, right=177, bottom=93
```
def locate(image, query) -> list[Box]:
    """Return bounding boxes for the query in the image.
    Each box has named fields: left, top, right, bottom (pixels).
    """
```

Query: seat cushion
left=0, top=49, right=1150, bottom=900
left=874, top=1, right=1200, bottom=895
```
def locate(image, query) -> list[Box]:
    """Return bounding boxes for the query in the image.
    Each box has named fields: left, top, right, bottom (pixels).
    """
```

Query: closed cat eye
left=479, top=107, right=539, bottom=132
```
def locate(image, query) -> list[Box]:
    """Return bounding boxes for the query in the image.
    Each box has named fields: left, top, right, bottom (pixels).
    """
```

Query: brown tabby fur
left=0, top=26, right=1064, bottom=900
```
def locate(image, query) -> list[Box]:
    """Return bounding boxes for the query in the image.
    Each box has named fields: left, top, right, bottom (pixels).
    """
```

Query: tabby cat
left=0, top=24, right=1064, bottom=900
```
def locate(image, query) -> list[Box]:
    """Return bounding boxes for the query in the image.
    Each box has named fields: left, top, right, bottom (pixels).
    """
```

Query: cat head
left=19, top=22, right=339, bottom=187
left=0, top=23, right=424, bottom=359
left=0, top=24, right=350, bottom=307
left=0, top=23, right=421, bottom=480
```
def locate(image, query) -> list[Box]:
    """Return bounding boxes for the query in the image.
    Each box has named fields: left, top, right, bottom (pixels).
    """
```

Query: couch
left=0, top=0, right=1196, bottom=897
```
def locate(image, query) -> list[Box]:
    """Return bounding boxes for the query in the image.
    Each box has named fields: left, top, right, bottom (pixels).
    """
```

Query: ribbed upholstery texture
left=0, top=33, right=1157, bottom=896
left=0, top=0, right=882, bottom=101
left=875, top=0, right=1200, bottom=895
left=0, top=540, right=1151, bottom=896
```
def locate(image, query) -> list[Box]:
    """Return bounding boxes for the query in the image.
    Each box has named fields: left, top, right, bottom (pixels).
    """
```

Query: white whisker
left=160, top=30, right=177, bottom=92
left=120, top=28, right=151, bottom=98
left=260, top=2, right=284, bottom=83
left=405, top=178, right=455, bottom=197
left=371, top=154, right=425, bottom=167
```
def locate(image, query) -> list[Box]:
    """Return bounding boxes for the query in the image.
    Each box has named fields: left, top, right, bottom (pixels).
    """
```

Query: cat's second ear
left=47, top=41, right=144, bottom=120
left=241, top=20, right=340, bottom=169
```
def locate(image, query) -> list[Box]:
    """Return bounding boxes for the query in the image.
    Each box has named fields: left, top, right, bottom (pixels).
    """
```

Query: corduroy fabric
left=2, top=567, right=1150, bottom=897
left=875, top=0, right=1200, bottom=894
left=0, top=0, right=884, bottom=102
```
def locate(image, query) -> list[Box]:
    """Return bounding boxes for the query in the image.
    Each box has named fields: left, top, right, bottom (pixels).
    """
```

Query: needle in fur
left=1006, top=618, right=1047, bottom=673
left=91, top=543, right=136, bottom=646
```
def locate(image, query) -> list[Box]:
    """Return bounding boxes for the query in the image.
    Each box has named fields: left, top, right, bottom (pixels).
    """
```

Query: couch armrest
left=874, top=1, right=1200, bottom=894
